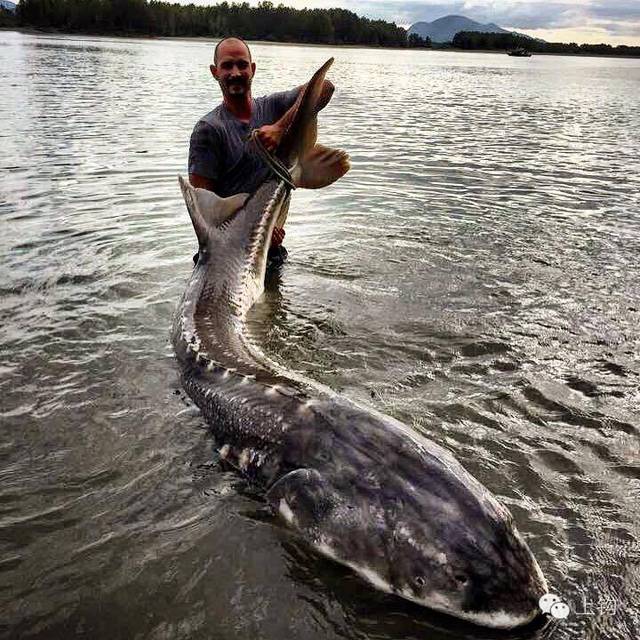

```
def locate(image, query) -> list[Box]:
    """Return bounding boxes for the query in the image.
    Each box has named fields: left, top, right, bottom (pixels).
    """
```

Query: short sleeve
left=188, top=120, right=222, bottom=181
left=265, top=87, right=300, bottom=121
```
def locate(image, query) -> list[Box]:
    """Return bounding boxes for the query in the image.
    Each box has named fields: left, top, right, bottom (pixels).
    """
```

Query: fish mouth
left=396, top=589, right=541, bottom=629
left=449, top=608, right=540, bottom=630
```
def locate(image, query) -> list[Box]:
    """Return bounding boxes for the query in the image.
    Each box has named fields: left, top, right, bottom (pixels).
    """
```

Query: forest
left=13, top=0, right=430, bottom=47
left=6, top=1, right=638, bottom=56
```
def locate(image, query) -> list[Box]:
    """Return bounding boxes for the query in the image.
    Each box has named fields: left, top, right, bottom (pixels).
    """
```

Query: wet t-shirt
left=188, top=89, right=299, bottom=197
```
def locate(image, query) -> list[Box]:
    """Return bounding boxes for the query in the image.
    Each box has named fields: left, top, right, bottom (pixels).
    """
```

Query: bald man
left=188, top=37, right=334, bottom=258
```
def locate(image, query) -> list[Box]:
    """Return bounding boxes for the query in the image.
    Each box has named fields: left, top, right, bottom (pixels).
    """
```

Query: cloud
left=594, top=20, right=640, bottom=37
left=318, top=0, right=568, bottom=28
left=590, top=1, right=640, bottom=22
left=355, top=0, right=640, bottom=42
left=350, top=1, right=587, bottom=30
left=461, top=2, right=586, bottom=29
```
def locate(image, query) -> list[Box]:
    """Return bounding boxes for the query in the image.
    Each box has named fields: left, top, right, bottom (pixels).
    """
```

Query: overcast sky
left=184, top=0, right=640, bottom=45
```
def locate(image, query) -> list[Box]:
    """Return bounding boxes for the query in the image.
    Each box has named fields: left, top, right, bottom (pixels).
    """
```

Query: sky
left=183, top=0, right=640, bottom=46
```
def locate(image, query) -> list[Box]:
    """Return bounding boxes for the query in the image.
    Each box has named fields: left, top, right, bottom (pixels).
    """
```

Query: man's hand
left=256, top=123, right=283, bottom=153
left=271, top=227, right=285, bottom=247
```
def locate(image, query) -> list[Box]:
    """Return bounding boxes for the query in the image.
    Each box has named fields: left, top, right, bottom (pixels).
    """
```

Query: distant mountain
left=409, top=15, right=508, bottom=43
left=0, top=0, right=16, bottom=11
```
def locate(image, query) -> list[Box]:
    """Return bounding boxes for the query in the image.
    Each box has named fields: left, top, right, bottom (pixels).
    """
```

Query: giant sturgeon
left=173, top=58, right=549, bottom=628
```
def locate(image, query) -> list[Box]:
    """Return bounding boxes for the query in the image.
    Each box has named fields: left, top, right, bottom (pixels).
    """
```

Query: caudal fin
left=277, top=58, right=334, bottom=163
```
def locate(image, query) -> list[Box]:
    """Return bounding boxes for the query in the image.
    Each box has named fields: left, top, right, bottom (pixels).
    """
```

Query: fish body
left=172, top=59, right=548, bottom=628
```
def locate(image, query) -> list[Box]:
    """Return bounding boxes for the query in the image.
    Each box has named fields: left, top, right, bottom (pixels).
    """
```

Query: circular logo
left=539, top=594, right=570, bottom=619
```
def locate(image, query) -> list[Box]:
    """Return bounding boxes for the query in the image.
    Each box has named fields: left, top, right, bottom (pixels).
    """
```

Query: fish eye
left=414, top=576, right=426, bottom=588
left=454, top=574, right=468, bottom=585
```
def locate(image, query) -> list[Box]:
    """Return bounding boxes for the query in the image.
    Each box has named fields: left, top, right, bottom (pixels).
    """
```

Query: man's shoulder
left=194, top=104, right=227, bottom=133
left=256, top=87, right=299, bottom=106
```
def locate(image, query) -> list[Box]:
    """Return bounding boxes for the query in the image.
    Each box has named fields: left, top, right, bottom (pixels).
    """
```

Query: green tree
left=408, top=33, right=431, bottom=48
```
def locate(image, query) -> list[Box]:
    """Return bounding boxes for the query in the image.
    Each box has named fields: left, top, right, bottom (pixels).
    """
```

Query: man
left=188, top=36, right=334, bottom=257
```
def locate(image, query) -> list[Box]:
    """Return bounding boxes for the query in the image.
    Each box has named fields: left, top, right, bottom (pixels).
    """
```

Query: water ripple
left=1, top=32, right=639, bottom=640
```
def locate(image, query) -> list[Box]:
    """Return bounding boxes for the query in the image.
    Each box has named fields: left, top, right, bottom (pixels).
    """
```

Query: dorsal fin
left=178, top=176, right=248, bottom=245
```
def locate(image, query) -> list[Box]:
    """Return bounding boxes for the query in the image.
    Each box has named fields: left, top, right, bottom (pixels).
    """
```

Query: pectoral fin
left=267, top=468, right=335, bottom=529
left=292, top=144, right=350, bottom=190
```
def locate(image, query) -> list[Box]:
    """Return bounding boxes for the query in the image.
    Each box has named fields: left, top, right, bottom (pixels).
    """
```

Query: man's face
left=211, top=39, right=255, bottom=99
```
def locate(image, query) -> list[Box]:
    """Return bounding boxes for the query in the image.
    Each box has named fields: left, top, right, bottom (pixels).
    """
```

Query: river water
left=1, top=31, right=639, bottom=640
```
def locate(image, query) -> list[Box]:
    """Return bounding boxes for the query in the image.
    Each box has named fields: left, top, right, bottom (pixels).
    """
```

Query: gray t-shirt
left=188, top=89, right=299, bottom=198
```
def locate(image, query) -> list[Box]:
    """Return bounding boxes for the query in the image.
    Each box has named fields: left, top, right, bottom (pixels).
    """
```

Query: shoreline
left=3, top=27, right=640, bottom=59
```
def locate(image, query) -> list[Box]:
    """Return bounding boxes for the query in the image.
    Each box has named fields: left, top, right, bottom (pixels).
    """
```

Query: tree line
left=452, top=31, right=640, bottom=57
left=14, top=0, right=432, bottom=47
left=9, top=1, right=638, bottom=56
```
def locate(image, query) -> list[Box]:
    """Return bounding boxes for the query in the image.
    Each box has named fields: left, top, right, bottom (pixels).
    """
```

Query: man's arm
left=188, top=121, right=222, bottom=193
left=257, top=80, right=334, bottom=152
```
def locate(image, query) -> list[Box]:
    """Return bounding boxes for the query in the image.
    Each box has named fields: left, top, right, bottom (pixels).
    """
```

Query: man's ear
left=210, top=64, right=218, bottom=80
left=251, top=62, right=256, bottom=76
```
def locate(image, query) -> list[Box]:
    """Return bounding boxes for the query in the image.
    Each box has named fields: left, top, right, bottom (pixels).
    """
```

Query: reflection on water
left=1, top=31, right=639, bottom=640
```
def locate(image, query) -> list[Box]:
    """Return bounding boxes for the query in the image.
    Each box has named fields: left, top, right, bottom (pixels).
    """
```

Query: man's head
left=210, top=37, right=255, bottom=100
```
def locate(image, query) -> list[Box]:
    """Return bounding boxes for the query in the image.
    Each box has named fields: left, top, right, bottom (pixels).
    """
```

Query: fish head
left=268, top=464, right=547, bottom=629
left=382, top=495, right=548, bottom=629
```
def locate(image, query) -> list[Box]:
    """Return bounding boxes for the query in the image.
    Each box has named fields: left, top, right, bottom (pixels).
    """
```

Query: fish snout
left=455, top=528, right=549, bottom=628
left=383, top=510, right=548, bottom=628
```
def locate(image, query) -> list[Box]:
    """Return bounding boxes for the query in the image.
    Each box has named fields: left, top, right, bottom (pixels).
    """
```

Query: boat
left=508, top=48, right=532, bottom=57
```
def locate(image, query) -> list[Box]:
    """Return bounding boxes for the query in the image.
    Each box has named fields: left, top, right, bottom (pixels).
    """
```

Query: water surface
left=1, top=32, right=639, bottom=640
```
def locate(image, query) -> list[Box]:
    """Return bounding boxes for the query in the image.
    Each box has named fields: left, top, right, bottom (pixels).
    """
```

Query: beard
left=224, top=76, right=251, bottom=96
